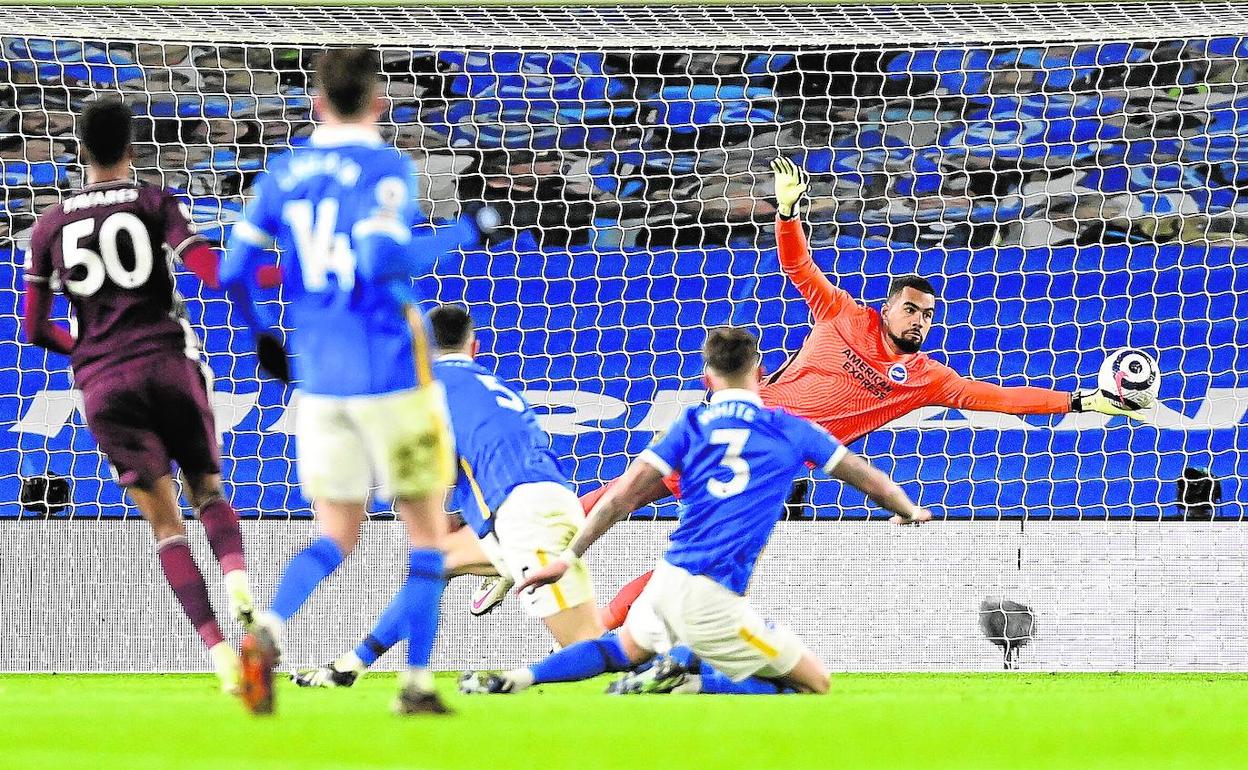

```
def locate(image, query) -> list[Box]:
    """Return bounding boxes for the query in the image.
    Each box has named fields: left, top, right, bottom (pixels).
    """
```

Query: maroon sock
left=157, top=536, right=224, bottom=649
left=198, top=499, right=246, bottom=575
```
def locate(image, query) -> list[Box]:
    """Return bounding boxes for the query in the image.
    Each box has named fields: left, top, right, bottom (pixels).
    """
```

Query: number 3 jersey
left=434, top=355, right=571, bottom=537
left=224, top=125, right=439, bottom=397
left=640, top=389, right=848, bottom=595
left=23, top=180, right=206, bottom=386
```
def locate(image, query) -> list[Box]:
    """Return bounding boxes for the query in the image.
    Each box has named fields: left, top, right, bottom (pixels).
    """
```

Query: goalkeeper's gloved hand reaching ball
left=771, top=157, right=809, bottom=219
left=1070, top=389, right=1152, bottom=423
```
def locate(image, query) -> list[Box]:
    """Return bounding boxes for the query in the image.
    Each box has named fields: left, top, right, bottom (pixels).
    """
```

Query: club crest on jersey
left=888, top=363, right=908, bottom=384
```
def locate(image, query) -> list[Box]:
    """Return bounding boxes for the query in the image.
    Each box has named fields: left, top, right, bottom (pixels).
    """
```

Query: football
left=1098, top=347, right=1161, bottom=408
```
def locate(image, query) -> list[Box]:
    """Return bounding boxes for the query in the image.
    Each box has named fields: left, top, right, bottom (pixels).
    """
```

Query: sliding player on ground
left=22, top=98, right=258, bottom=695
left=291, top=305, right=605, bottom=687
left=575, top=156, right=1152, bottom=628
left=459, top=327, right=931, bottom=696
left=222, top=48, right=464, bottom=715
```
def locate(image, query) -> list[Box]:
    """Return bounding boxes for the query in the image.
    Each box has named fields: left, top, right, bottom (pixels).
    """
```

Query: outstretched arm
left=515, top=458, right=665, bottom=594
left=828, top=451, right=932, bottom=525
left=937, top=374, right=1072, bottom=415
left=772, top=158, right=856, bottom=322
left=937, top=372, right=1152, bottom=422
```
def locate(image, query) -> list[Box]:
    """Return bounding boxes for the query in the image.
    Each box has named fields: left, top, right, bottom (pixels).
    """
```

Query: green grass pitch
left=3, top=673, right=1247, bottom=769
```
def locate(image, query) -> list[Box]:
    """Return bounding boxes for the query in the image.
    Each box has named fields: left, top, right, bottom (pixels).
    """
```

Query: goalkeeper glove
left=770, top=157, right=809, bottom=219
left=1070, top=389, right=1153, bottom=423
left=255, top=332, right=291, bottom=384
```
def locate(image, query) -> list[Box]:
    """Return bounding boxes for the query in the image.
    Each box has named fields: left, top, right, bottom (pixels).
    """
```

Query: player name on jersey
left=697, top=401, right=758, bottom=425
left=62, top=187, right=140, bottom=213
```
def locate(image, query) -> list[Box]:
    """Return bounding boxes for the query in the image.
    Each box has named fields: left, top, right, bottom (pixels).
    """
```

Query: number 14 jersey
left=24, top=180, right=205, bottom=386
left=226, top=126, right=432, bottom=397
left=640, top=389, right=848, bottom=595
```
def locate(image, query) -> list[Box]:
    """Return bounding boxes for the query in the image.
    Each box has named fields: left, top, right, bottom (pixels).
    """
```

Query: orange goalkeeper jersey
left=759, top=216, right=1070, bottom=445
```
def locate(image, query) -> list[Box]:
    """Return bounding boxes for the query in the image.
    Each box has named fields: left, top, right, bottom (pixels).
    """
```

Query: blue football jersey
left=222, top=125, right=465, bottom=397
left=642, top=388, right=847, bottom=595
left=435, top=355, right=571, bottom=537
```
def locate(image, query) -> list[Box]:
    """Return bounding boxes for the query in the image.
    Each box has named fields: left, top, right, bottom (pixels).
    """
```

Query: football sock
left=527, top=633, right=633, bottom=684
left=354, top=584, right=408, bottom=666
left=697, top=666, right=793, bottom=695
left=197, top=498, right=246, bottom=575
left=269, top=535, right=343, bottom=622
left=404, top=549, right=446, bottom=669
left=157, top=535, right=224, bottom=648
left=667, top=645, right=698, bottom=668
left=666, top=647, right=794, bottom=694
left=600, top=570, right=654, bottom=630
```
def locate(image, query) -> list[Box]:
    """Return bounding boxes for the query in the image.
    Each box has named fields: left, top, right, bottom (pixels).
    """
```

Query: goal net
left=2, top=2, right=1247, bottom=673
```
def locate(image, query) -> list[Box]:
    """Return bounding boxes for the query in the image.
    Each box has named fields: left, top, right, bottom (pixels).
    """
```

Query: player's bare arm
left=516, top=459, right=665, bottom=594
left=829, top=452, right=932, bottom=526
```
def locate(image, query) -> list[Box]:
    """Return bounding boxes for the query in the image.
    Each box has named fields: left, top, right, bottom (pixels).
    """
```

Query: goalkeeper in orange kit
left=571, top=156, right=1152, bottom=629
left=458, top=157, right=1150, bottom=623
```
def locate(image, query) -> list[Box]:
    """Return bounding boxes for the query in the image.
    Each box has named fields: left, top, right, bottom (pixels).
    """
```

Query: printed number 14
left=283, top=199, right=356, bottom=291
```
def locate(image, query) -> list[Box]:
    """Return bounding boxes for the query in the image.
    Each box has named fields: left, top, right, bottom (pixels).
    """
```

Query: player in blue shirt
left=291, top=305, right=607, bottom=688
left=460, top=326, right=931, bottom=696
left=220, top=48, right=464, bottom=715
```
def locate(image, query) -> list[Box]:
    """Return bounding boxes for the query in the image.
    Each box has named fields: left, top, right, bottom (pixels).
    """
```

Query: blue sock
left=698, top=664, right=793, bottom=695
left=668, top=645, right=699, bottom=668
left=404, top=549, right=446, bottom=668
left=269, top=536, right=343, bottom=622
left=354, top=588, right=406, bottom=666
left=529, top=633, right=633, bottom=684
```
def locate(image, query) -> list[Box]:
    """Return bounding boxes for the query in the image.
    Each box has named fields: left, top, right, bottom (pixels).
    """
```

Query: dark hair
left=428, top=304, right=474, bottom=350
left=78, top=98, right=133, bottom=167
left=315, top=47, right=380, bottom=119
left=888, top=274, right=937, bottom=299
left=703, top=326, right=759, bottom=378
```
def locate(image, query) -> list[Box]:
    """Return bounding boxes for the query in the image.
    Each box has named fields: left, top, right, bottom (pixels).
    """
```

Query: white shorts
left=623, top=560, right=805, bottom=682
left=295, top=385, right=454, bottom=503
left=489, top=481, right=595, bottom=619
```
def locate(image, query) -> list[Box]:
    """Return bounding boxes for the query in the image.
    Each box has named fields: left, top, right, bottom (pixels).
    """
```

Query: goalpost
left=2, top=1, right=1247, bottom=673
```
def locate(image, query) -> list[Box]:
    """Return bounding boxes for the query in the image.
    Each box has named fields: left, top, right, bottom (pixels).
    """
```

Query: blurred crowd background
left=4, top=38, right=1248, bottom=252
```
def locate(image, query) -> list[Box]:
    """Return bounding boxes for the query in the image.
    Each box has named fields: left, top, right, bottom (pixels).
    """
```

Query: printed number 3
left=475, top=374, right=525, bottom=413
left=708, top=428, right=750, bottom=498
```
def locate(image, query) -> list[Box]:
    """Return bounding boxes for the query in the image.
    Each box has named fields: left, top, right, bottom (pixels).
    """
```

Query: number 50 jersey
left=23, top=181, right=206, bottom=386
left=640, top=388, right=848, bottom=595
left=434, top=355, right=571, bottom=537
left=225, top=126, right=441, bottom=397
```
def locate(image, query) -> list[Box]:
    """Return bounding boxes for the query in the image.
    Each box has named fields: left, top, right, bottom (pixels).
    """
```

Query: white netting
left=2, top=3, right=1246, bottom=672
